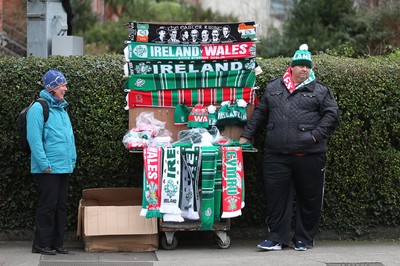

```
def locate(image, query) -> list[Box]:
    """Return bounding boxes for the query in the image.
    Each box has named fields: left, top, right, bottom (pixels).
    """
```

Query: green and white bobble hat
left=291, top=44, right=312, bottom=68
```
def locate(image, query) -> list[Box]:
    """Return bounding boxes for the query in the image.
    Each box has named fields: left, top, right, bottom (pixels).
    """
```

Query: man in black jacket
left=240, top=44, right=339, bottom=252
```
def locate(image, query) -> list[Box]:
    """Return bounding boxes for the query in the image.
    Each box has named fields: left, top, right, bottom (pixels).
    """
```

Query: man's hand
left=239, top=137, right=251, bottom=144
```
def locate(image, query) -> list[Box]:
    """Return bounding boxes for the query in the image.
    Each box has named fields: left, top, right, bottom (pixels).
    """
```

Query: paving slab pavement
left=1, top=237, right=399, bottom=266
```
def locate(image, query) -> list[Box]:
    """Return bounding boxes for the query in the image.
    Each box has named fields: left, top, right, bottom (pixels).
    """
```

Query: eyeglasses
left=45, top=76, right=67, bottom=90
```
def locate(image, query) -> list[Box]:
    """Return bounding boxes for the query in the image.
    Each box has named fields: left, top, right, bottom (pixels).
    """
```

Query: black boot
left=53, top=246, right=69, bottom=254
left=32, top=245, right=57, bottom=255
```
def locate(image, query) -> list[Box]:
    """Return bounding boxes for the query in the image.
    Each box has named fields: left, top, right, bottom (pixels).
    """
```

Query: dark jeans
left=33, top=173, right=70, bottom=247
left=263, top=153, right=327, bottom=247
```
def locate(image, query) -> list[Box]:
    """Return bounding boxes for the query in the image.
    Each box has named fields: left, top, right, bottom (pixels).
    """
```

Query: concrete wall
left=198, top=0, right=283, bottom=38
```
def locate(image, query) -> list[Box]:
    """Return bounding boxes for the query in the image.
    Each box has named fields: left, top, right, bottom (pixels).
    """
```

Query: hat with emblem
left=43, top=69, right=67, bottom=92
left=291, top=44, right=312, bottom=68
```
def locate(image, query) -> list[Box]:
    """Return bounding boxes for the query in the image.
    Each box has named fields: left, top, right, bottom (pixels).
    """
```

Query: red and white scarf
left=141, top=146, right=163, bottom=218
left=282, top=66, right=315, bottom=93
left=221, top=146, right=244, bottom=218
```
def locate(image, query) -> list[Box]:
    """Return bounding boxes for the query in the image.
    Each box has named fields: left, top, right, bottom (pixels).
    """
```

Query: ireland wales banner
left=124, top=41, right=256, bottom=61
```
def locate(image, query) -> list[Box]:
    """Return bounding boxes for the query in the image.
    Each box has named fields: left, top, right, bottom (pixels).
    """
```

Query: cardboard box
left=77, top=187, right=158, bottom=252
left=129, top=105, right=254, bottom=140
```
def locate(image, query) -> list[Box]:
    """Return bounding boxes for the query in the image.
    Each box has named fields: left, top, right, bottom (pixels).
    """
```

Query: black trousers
left=33, top=173, right=70, bottom=247
left=263, top=153, right=326, bottom=247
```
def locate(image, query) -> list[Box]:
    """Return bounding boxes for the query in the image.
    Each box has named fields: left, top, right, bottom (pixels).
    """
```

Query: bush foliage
left=0, top=54, right=399, bottom=237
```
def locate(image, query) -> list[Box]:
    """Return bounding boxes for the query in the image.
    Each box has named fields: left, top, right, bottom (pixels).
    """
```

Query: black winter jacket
left=241, top=77, right=339, bottom=154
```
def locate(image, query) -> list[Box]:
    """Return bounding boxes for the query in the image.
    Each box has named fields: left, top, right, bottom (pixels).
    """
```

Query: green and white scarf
left=126, top=69, right=256, bottom=91
left=125, top=41, right=256, bottom=61
left=200, top=146, right=218, bottom=230
left=124, top=58, right=259, bottom=75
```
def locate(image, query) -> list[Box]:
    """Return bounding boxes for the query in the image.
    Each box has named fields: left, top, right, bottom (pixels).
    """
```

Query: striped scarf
left=126, top=69, right=256, bottom=91
left=127, top=87, right=257, bottom=108
left=200, top=146, right=219, bottom=230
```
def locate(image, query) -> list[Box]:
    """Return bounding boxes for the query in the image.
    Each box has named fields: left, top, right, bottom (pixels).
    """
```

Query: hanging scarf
left=140, top=147, right=163, bottom=218
left=127, top=21, right=257, bottom=43
left=282, top=66, right=315, bottom=93
left=160, top=147, right=184, bottom=222
left=200, top=146, right=219, bottom=230
left=214, top=148, right=222, bottom=221
left=126, top=69, right=256, bottom=91
left=124, top=58, right=259, bottom=76
left=127, top=87, right=257, bottom=108
left=180, top=146, right=202, bottom=220
left=221, top=146, right=244, bottom=218
left=125, top=41, right=256, bottom=61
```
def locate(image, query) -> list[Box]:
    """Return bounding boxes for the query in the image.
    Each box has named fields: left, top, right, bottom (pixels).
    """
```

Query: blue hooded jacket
left=27, top=90, right=77, bottom=174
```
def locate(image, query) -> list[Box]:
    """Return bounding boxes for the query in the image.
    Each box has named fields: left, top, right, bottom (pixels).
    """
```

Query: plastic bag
left=172, top=126, right=223, bottom=147
left=123, top=111, right=172, bottom=150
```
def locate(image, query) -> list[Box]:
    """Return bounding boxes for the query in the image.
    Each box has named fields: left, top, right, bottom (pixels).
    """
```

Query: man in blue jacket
left=27, top=69, right=77, bottom=255
left=240, top=44, right=339, bottom=252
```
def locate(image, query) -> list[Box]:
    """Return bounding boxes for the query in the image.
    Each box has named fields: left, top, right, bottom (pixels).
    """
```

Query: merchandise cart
left=124, top=20, right=260, bottom=250
left=128, top=107, right=255, bottom=250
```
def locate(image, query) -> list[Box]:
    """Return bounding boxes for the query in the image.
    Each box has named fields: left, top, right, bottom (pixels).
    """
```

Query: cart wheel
left=160, top=234, right=178, bottom=250
left=216, top=235, right=231, bottom=249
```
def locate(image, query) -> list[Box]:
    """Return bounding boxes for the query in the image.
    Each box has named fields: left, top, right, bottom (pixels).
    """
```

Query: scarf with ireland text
left=221, top=146, right=244, bottom=218
left=125, top=69, right=256, bottom=91
left=180, top=146, right=201, bottom=220
left=282, top=66, right=315, bottom=93
left=160, top=147, right=184, bottom=222
left=140, top=146, right=163, bottom=218
left=127, top=87, right=257, bottom=108
left=124, top=58, right=259, bottom=76
left=200, top=146, right=219, bottom=230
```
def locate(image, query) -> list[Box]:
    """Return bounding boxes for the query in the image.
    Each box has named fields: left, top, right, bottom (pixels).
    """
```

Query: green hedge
left=0, top=54, right=399, bottom=237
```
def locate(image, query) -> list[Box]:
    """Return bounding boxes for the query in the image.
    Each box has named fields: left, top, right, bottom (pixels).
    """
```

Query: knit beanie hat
left=187, top=104, right=209, bottom=128
left=174, top=103, right=190, bottom=126
left=43, top=69, right=67, bottom=92
left=291, top=44, right=312, bottom=68
left=216, top=101, right=234, bottom=127
left=217, top=100, right=247, bottom=127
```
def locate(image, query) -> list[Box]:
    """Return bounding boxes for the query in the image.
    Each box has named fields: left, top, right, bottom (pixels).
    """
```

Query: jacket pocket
left=297, top=124, right=315, bottom=145
left=298, top=124, right=315, bottom=132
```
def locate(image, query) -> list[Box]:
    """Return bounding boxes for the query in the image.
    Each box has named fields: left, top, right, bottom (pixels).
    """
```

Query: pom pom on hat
left=207, top=105, right=217, bottom=127
left=291, top=44, right=312, bottom=69
left=43, top=69, right=67, bottom=92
